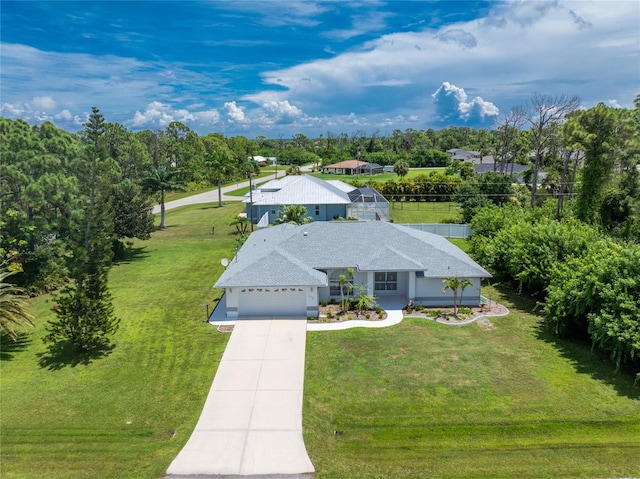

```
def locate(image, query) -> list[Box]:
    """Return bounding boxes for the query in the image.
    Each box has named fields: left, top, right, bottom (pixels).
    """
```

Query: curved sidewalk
left=166, top=319, right=314, bottom=478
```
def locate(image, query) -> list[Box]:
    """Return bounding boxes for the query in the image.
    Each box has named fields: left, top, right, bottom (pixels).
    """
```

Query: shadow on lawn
left=535, top=325, right=640, bottom=399
left=112, top=245, right=150, bottom=265
left=492, top=282, right=639, bottom=399
left=0, top=332, right=32, bottom=361
left=37, top=341, right=114, bottom=371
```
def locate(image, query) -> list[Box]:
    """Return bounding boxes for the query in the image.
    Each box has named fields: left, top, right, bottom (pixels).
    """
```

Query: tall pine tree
left=45, top=108, right=120, bottom=351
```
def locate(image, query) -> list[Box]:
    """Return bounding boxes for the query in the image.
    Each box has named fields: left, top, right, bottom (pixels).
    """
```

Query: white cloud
left=244, top=0, right=638, bottom=129
left=224, top=101, right=247, bottom=123
left=132, top=101, right=176, bottom=127
left=432, top=82, right=499, bottom=124
left=1, top=102, right=24, bottom=117
left=197, top=110, right=222, bottom=124
left=32, top=96, right=57, bottom=111
left=259, top=100, right=303, bottom=124
left=130, top=101, right=220, bottom=128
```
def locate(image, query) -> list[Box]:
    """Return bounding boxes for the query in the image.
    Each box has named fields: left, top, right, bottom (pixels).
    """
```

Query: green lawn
left=303, top=285, right=640, bottom=478
left=0, top=202, right=244, bottom=479
left=2, top=202, right=639, bottom=479
left=389, top=201, right=462, bottom=224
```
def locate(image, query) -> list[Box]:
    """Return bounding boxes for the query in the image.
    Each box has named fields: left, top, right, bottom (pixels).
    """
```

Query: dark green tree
left=564, top=104, right=618, bottom=224
left=45, top=107, right=120, bottom=351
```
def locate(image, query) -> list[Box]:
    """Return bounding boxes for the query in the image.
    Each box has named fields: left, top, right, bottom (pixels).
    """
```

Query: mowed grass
left=303, top=286, right=640, bottom=478
left=2, top=200, right=640, bottom=479
left=0, top=202, right=244, bottom=479
left=389, top=201, right=461, bottom=224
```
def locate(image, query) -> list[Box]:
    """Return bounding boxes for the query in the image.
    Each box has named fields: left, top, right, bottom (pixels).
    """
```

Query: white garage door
left=238, top=288, right=306, bottom=317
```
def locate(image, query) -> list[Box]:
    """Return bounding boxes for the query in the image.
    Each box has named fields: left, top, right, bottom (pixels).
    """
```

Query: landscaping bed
left=313, top=302, right=388, bottom=323
left=403, top=301, right=508, bottom=323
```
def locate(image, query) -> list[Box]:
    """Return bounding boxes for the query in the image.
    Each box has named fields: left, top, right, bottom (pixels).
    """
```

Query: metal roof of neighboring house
left=243, top=174, right=352, bottom=205
left=326, top=180, right=357, bottom=192
left=215, top=221, right=491, bottom=288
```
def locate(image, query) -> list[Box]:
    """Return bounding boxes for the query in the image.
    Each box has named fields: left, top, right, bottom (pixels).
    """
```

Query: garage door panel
left=238, top=288, right=306, bottom=317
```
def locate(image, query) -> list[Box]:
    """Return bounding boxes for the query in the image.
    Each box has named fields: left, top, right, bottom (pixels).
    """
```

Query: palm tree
left=205, top=149, right=235, bottom=207
left=393, top=160, right=409, bottom=178
left=286, top=165, right=301, bottom=176
left=338, top=267, right=354, bottom=314
left=273, top=205, right=313, bottom=225
left=141, top=161, right=184, bottom=228
left=0, top=270, right=35, bottom=341
left=442, top=277, right=472, bottom=317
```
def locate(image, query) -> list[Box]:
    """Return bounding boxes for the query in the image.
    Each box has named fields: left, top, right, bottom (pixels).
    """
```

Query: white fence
left=397, top=223, right=472, bottom=239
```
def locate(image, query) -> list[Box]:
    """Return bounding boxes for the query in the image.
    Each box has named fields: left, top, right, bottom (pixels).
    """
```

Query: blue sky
left=1, top=1, right=638, bottom=138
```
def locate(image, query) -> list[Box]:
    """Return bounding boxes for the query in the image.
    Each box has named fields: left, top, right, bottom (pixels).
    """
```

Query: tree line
left=469, top=203, right=640, bottom=382
left=1, top=94, right=638, bottom=352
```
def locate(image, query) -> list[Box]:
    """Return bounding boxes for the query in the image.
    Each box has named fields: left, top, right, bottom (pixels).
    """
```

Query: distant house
left=214, top=221, right=492, bottom=318
left=244, top=174, right=389, bottom=224
left=251, top=155, right=277, bottom=166
left=447, top=149, right=494, bottom=165
left=474, top=163, right=529, bottom=176
left=322, top=160, right=382, bottom=175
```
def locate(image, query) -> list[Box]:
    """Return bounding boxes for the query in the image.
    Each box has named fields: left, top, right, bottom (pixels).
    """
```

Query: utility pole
left=248, top=172, right=254, bottom=232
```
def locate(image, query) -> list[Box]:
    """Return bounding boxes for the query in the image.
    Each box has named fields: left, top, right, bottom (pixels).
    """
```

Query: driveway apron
left=166, top=319, right=314, bottom=478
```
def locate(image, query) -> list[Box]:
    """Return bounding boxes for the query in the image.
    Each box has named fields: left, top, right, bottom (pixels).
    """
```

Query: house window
left=329, top=270, right=353, bottom=297
left=315, top=205, right=320, bottom=216
left=375, top=272, right=397, bottom=291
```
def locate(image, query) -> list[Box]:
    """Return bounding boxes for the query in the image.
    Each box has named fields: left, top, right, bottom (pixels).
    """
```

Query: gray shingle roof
left=215, top=221, right=491, bottom=288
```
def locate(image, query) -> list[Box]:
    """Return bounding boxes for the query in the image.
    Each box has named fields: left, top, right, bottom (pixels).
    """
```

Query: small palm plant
left=0, top=269, right=35, bottom=341
left=338, top=267, right=354, bottom=314
left=442, top=277, right=472, bottom=317
left=273, top=205, right=313, bottom=225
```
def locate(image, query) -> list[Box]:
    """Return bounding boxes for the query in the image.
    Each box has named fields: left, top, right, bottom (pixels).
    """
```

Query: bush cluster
left=470, top=205, right=640, bottom=381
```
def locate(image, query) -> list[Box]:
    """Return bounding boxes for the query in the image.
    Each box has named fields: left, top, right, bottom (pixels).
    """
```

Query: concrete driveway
left=165, top=318, right=314, bottom=478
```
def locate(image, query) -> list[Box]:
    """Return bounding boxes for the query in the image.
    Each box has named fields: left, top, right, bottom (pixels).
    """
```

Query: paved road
left=165, top=319, right=314, bottom=478
left=152, top=165, right=314, bottom=215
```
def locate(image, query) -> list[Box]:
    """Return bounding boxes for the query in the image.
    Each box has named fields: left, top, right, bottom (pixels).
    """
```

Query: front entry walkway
left=165, top=319, right=314, bottom=478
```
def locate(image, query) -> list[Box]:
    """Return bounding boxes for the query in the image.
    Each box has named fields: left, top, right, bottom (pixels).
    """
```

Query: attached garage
left=237, top=287, right=307, bottom=318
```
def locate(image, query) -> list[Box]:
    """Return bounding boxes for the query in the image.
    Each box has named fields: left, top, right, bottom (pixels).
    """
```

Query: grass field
left=388, top=201, right=461, bottom=224
left=2, top=202, right=639, bottom=479
left=304, top=286, right=640, bottom=478
left=0, top=202, right=244, bottom=479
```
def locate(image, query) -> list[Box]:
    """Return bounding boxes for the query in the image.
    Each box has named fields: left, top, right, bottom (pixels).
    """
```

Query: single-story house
left=447, top=149, right=494, bottom=165
left=214, top=221, right=491, bottom=319
left=250, top=155, right=277, bottom=166
left=322, top=160, right=380, bottom=175
left=244, top=175, right=389, bottom=224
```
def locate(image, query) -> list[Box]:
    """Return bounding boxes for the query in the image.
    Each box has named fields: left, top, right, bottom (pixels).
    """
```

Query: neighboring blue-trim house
left=243, top=175, right=389, bottom=224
